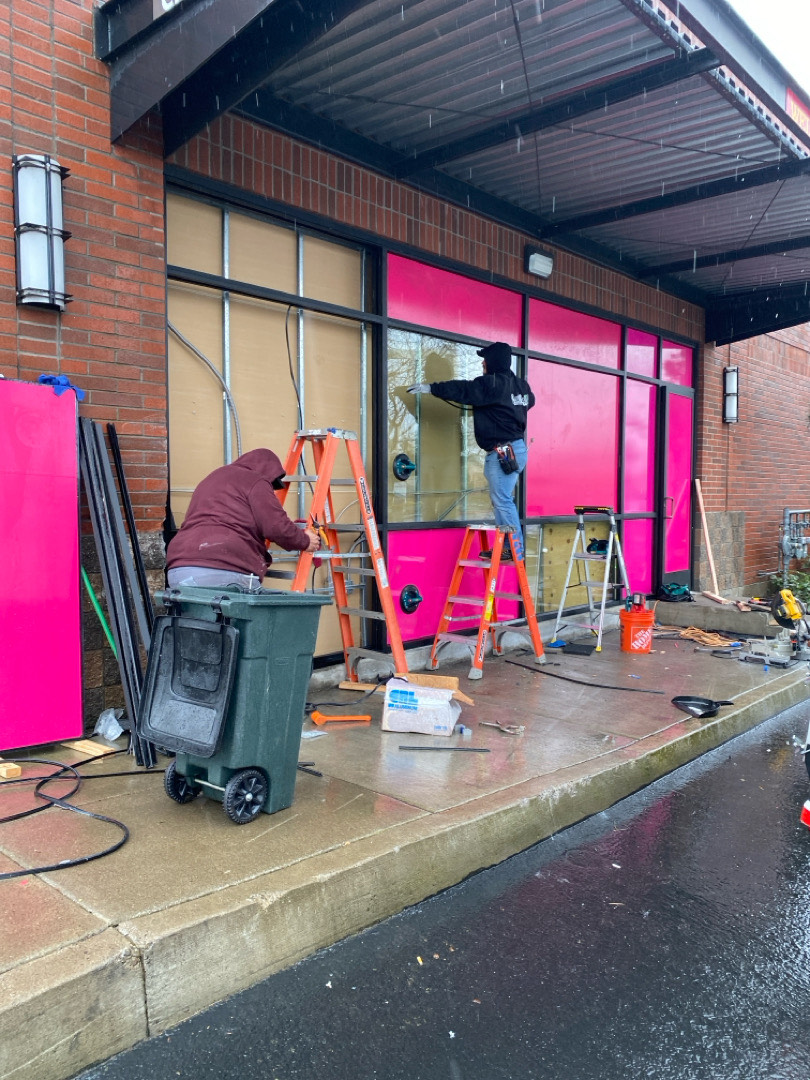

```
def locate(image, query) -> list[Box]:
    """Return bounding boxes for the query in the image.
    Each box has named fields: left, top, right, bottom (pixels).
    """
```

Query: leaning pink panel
left=0, top=380, right=83, bottom=750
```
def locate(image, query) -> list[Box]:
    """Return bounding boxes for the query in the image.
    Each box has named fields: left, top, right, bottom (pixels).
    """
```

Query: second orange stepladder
left=429, top=525, right=545, bottom=681
left=274, top=428, right=408, bottom=682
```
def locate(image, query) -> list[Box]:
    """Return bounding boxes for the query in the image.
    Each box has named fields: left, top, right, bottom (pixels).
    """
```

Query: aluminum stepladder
left=274, top=428, right=408, bottom=681
left=551, top=505, right=630, bottom=652
left=430, top=525, right=545, bottom=681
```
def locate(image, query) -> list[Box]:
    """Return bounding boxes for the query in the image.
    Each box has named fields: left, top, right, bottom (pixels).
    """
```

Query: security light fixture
left=12, top=154, right=71, bottom=311
left=524, top=245, right=554, bottom=280
left=723, top=365, right=739, bottom=423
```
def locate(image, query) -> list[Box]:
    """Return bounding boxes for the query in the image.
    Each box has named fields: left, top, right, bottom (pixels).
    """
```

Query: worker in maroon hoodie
left=166, top=448, right=319, bottom=592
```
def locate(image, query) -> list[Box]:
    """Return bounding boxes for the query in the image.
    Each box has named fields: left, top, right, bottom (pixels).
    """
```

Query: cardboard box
left=381, top=677, right=462, bottom=737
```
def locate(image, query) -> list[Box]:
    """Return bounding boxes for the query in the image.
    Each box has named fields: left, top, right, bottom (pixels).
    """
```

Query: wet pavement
left=76, top=699, right=810, bottom=1080
left=1, top=617, right=809, bottom=1080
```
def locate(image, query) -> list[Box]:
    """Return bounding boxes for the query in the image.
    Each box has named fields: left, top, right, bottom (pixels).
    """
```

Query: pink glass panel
left=626, top=328, right=657, bottom=377
left=624, top=380, right=657, bottom=513
left=528, top=299, right=621, bottom=369
left=387, top=528, right=518, bottom=642
left=661, top=340, right=693, bottom=386
left=388, top=254, right=522, bottom=344
left=665, top=393, right=694, bottom=575
left=622, top=519, right=654, bottom=595
left=525, top=361, right=619, bottom=516
left=0, top=380, right=82, bottom=751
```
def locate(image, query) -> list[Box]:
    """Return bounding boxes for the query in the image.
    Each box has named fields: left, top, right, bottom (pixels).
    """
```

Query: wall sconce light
left=723, top=365, right=739, bottom=423
left=12, top=153, right=71, bottom=311
left=524, top=245, right=554, bottom=280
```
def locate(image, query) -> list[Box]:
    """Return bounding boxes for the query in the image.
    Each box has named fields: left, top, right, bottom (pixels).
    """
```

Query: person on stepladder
left=165, top=448, right=320, bottom=592
left=408, top=341, right=534, bottom=561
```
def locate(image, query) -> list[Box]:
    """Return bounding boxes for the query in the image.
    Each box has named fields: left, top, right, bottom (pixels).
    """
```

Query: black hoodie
left=428, top=351, right=535, bottom=451
left=166, top=448, right=309, bottom=579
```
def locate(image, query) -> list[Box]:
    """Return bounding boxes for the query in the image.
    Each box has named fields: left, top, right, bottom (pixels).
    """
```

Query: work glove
left=407, top=383, right=432, bottom=394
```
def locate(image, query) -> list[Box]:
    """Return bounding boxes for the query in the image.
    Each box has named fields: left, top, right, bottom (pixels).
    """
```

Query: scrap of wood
left=701, top=591, right=732, bottom=605
left=338, top=677, right=475, bottom=707
left=59, top=738, right=119, bottom=757
left=735, top=601, right=752, bottom=612
left=0, top=760, right=22, bottom=779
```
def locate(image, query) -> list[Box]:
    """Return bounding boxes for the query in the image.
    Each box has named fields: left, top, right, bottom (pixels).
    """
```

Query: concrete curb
left=2, top=669, right=807, bottom=1079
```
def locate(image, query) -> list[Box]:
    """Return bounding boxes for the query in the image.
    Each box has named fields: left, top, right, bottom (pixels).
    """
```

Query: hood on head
left=232, top=448, right=286, bottom=488
left=476, top=341, right=513, bottom=373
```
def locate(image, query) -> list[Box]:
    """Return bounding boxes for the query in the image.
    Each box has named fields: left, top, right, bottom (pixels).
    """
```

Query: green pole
left=81, top=566, right=117, bottom=659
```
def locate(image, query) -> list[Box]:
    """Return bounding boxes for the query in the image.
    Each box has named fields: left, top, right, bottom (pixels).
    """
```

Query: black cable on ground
left=0, top=751, right=153, bottom=880
left=506, top=656, right=666, bottom=694
left=305, top=673, right=392, bottom=713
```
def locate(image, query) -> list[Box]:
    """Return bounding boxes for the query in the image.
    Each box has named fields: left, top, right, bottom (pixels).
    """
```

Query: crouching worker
left=166, top=448, right=320, bottom=592
left=408, top=341, right=534, bottom=561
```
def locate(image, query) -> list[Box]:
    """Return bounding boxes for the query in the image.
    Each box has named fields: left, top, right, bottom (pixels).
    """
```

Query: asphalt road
left=77, top=700, right=810, bottom=1080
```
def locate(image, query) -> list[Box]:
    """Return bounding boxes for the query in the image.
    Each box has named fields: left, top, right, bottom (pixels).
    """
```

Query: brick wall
left=699, top=330, right=810, bottom=590
left=0, top=0, right=167, bottom=529
left=0, top=1, right=167, bottom=725
left=168, top=115, right=705, bottom=344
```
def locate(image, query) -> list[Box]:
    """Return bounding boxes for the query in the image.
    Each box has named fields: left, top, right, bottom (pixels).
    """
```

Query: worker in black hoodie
left=408, top=341, right=534, bottom=560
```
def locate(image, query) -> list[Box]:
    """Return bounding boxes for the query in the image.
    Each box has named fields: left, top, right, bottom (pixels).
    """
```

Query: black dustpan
left=671, top=695, right=734, bottom=718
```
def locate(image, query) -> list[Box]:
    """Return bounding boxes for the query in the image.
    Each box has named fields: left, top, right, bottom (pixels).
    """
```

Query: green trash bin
left=152, top=587, right=329, bottom=824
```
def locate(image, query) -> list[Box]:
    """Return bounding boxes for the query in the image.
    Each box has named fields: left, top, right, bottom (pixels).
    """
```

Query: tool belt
left=495, top=443, right=519, bottom=474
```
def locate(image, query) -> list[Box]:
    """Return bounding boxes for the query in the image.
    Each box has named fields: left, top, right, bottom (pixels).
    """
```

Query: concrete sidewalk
left=1, top=623, right=808, bottom=1080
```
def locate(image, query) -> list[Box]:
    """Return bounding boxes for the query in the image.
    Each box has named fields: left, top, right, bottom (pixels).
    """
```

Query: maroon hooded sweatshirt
left=166, top=449, right=309, bottom=579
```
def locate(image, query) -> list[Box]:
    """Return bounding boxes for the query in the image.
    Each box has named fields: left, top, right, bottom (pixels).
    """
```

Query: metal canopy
left=97, top=0, right=810, bottom=345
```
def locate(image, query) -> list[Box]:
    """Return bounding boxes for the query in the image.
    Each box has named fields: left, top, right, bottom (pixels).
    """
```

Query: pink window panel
left=525, top=361, right=619, bottom=516
left=528, top=299, right=621, bottom=369
left=665, top=393, right=694, bottom=575
left=622, top=519, right=654, bottom=595
left=1, top=380, right=83, bottom=751
left=388, top=254, right=522, bottom=344
left=661, top=340, right=693, bottom=387
left=626, top=328, right=657, bottom=377
left=387, top=528, right=518, bottom=642
left=624, top=380, right=657, bottom=513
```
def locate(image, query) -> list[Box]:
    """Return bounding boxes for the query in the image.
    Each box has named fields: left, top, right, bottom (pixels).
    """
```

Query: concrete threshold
left=1, top=637, right=808, bottom=1080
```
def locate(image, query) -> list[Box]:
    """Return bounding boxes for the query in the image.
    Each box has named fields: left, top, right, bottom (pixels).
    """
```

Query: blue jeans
left=483, top=439, right=528, bottom=558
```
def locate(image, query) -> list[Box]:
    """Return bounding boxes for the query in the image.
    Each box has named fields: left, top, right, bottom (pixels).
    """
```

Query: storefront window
left=387, top=330, right=492, bottom=523
left=661, top=340, right=693, bottom=386
left=167, top=192, right=373, bottom=659
left=525, top=360, right=620, bottom=517
left=529, top=299, right=621, bottom=369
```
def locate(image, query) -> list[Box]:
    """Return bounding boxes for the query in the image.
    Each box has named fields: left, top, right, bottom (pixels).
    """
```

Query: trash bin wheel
left=164, top=760, right=200, bottom=804
left=223, top=768, right=268, bottom=824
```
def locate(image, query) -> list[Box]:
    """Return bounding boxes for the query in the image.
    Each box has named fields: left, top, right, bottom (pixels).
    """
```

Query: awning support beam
left=640, top=234, right=810, bottom=278
left=396, top=48, right=720, bottom=177
left=707, top=283, right=810, bottom=345
left=538, top=158, right=810, bottom=238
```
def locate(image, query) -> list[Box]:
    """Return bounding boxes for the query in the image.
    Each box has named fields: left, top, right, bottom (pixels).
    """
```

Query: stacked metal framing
left=79, top=417, right=156, bottom=767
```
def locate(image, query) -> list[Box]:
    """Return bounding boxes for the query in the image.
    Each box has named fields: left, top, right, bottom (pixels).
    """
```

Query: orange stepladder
left=429, top=525, right=545, bottom=680
left=274, top=428, right=408, bottom=682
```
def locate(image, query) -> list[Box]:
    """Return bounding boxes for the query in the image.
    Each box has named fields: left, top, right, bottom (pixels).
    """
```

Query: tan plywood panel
left=302, top=313, right=369, bottom=523
left=229, top=212, right=297, bottom=294
left=229, top=295, right=301, bottom=459
left=303, top=235, right=362, bottom=309
left=168, top=284, right=225, bottom=523
left=167, top=194, right=222, bottom=276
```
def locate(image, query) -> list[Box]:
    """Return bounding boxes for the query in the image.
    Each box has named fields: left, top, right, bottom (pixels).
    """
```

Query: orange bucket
left=619, top=607, right=654, bottom=653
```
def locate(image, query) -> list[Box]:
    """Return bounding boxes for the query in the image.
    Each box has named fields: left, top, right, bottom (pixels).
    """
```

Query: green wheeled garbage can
left=144, top=587, right=329, bottom=824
